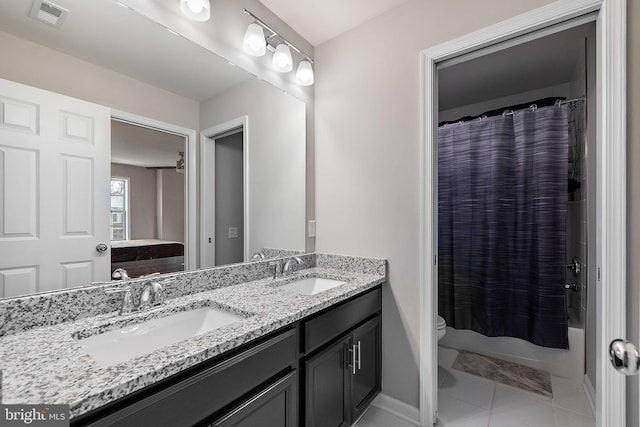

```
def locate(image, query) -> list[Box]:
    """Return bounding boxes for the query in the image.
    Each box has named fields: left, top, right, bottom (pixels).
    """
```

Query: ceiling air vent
left=29, top=0, right=69, bottom=28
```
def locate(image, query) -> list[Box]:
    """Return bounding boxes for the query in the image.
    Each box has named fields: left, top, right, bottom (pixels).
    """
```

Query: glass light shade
left=179, top=0, right=210, bottom=22
left=296, top=60, right=314, bottom=86
left=243, top=23, right=266, bottom=57
left=272, top=44, right=293, bottom=72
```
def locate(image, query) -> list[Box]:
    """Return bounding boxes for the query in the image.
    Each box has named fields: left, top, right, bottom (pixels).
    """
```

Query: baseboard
left=371, top=393, right=420, bottom=426
left=583, top=374, right=596, bottom=417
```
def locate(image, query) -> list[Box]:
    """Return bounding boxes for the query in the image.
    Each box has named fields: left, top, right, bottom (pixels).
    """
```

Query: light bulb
left=243, top=23, right=266, bottom=57
left=187, top=0, right=203, bottom=13
left=296, top=60, right=314, bottom=86
left=272, top=44, right=292, bottom=73
left=179, top=0, right=210, bottom=22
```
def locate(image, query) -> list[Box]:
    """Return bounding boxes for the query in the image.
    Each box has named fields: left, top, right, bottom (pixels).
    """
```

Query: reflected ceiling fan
left=145, top=152, right=185, bottom=173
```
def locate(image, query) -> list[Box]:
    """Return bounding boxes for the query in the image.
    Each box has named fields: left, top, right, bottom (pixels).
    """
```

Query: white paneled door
left=0, top=78, right=111, bottom=297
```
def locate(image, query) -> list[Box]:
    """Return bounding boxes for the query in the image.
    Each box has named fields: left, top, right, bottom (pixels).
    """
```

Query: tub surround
left=0, top=253, right=386, bottom=419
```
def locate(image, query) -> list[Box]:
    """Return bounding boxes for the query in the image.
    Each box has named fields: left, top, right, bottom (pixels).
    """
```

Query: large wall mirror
left=0, top=0, right=306, bottom=299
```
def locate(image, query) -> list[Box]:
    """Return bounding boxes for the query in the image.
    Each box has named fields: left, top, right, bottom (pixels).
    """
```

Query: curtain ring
left=530, top=104, right=538, bottom=112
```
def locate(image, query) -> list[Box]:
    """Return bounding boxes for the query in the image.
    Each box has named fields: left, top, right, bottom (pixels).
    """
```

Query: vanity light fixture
left=272, top=44, right=293, bottom=72
left=243, top=23, right=266, bottom=56
left=179, top=0, right=210, bottom=22
left=296, top=60, right=314, bottom=86
left=242, top=9, right=314, bottom=85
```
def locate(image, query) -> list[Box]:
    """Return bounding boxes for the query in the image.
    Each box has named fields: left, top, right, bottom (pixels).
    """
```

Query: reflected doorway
left=110, top=119, right=187, bottom=278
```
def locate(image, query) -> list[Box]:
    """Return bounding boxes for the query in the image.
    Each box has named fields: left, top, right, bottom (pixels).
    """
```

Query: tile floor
left=436, top=347, right=594, bottom=427
left=355, top=347, right=595, bottom=427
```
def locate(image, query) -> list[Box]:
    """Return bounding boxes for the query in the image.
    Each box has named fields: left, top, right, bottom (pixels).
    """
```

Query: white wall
left=160, top=169, right=186, bottom=243
left=0, top=31, right=199, bottom=129
left=200, top=78, right=306, bottom=256
left=111, top=163, right=157, bottom=240
left=314, top=0, right=556, bottom=407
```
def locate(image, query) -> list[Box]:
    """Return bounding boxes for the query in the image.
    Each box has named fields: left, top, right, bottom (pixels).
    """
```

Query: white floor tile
left=550, top=380, right=593, bottom=416
left=439, top=369, right=495, bottom=410
left=439, top=365, right=451, bottom=388
left=490, top=385, right=554, bottom=426
left=554, top=407, right=595, bottom=427
left=354, top=405, right=417, bottom=427
left=437, top=393, right=491, bottom=427
left=438, top=346, right=459, bottom=369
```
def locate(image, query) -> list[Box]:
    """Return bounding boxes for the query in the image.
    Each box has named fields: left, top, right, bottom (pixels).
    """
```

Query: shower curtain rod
left=557, top=97, right=586, bottom=105
left=502, top=97, right=585, bottom=116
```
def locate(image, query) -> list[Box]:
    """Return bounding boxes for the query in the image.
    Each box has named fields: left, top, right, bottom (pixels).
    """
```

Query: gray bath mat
left=452, top=350, right=553, bottom=398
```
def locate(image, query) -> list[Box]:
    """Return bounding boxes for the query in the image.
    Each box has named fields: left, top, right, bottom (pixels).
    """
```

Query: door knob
left=609, top=339, right=640, bottom=375
left=96, top=242, right=108, bottom=253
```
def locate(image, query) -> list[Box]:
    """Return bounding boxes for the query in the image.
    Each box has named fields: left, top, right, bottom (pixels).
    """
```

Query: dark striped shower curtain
left=438, top=105, right=569, bottom=349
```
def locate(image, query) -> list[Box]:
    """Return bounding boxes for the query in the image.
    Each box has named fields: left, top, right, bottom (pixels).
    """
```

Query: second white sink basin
left=278, top=277, right=346, bottom=295
left=77, top=307, right=244, bottom=367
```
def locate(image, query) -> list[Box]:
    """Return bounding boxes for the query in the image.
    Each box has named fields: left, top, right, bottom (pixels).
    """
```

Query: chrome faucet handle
left=105, top=286, right=134, bottom=315
left=251, top=252, right=266, bottom=261
left=150, top=281, right=165, bottom=306
left=111, top=268, right=129, bottom=281
left=139, top=283, right=154, bottom=310
left=268, top=260, right=282, bottom=279
left=282, top=256, right=303, bottom=276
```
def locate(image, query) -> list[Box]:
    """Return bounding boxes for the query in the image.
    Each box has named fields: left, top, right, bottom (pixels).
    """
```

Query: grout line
left=486, top=381, right=497, bottom=427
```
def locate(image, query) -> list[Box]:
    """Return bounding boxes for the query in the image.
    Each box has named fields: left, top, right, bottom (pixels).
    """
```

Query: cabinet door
left=210, top=371, right=297, bottom=427
left=350, top=316, right=381, bottom=422
left=305, top=336, right=351, bottom=427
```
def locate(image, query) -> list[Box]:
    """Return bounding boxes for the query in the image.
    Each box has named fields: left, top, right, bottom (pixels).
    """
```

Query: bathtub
left=439, top=326, right=584, bottom=381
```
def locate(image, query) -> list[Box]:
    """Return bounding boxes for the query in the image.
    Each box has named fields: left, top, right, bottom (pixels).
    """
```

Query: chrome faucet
left=106, top=280, right=168, bottom=315
left=111, top=268, right=129, bottom=281
left=105, top=286, right=134, bottom=315
left=139, top=281, right=166, bottom=310
left=282, top=256, right=303, bottom=276
left=268, top=260, right=282, bottom=279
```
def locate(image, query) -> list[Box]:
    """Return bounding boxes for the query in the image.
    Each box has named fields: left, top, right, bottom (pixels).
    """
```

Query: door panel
left=0, top=78, right=111, bottom=297
left=305, top=336, right=350, bottom=427
left=351, top=316, right=382, bottom=421
left=0, top=146, right=38, bottom=238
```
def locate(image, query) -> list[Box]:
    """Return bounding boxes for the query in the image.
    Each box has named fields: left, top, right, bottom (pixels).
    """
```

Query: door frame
left=111, top=109, right=197, bottom=271
left=418, top=0, right=626, bottom=425
left=200, top=116, right=249, bottom=267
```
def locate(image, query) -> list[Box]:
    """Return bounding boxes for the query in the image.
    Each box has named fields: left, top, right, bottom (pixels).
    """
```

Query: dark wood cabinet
left=305, top=336, right=351, bottom=427
left=209, top=371, right=297, bottom=427
left=349, top=316, right=382, bottom=422
left=303, top=288, right=382, bottom=427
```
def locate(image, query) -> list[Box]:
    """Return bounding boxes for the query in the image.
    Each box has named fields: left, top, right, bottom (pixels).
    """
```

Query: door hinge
left=434, top=255, right=437, bottom=265
left=597, top=267, right=601, bottom=281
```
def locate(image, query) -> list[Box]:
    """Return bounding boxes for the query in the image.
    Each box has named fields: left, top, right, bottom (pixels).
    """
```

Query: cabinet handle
left=348, top=344, right=357, bottom=375
left=357, top=340, right=361, bottom=370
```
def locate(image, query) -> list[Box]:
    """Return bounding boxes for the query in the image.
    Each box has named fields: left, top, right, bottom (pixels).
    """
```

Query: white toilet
left=437, top=315, right=447, bottom=341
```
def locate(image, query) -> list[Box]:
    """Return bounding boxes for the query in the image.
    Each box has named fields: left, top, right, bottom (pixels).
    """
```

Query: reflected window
left=110, top=178, right=129, bottom=241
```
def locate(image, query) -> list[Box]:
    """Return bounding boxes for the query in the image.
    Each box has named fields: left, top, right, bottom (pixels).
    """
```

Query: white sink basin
left=77, top=307, right=244, bottom=367
left=278, top=277, right=346, bottom=295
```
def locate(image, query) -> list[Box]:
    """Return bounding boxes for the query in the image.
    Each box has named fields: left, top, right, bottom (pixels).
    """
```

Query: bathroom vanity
left=0, top=253, right=385, bottom=427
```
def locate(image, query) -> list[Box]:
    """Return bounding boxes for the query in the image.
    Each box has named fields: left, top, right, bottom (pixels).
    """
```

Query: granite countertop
left=0, top=265, right=385, bottom=418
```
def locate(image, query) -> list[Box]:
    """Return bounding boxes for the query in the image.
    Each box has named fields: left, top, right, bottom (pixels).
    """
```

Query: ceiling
left=439, top=23, right=592, bottom=112
left=111, top=121, right=185, bottom=168
left=0, top=0, right=251, bottom=101
left=259, top=0, right=414, bottom=46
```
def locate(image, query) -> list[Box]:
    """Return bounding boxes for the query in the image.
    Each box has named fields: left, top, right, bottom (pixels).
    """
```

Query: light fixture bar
left=243, top=9, right=313, bottom=64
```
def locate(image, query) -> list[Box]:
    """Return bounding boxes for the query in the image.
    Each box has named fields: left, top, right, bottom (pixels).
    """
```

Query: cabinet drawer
left=304, top=287, right=381, bottom=354
left=84, top=327, right=298, bottom=427
left=209, top=370, right=297, bottom=427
